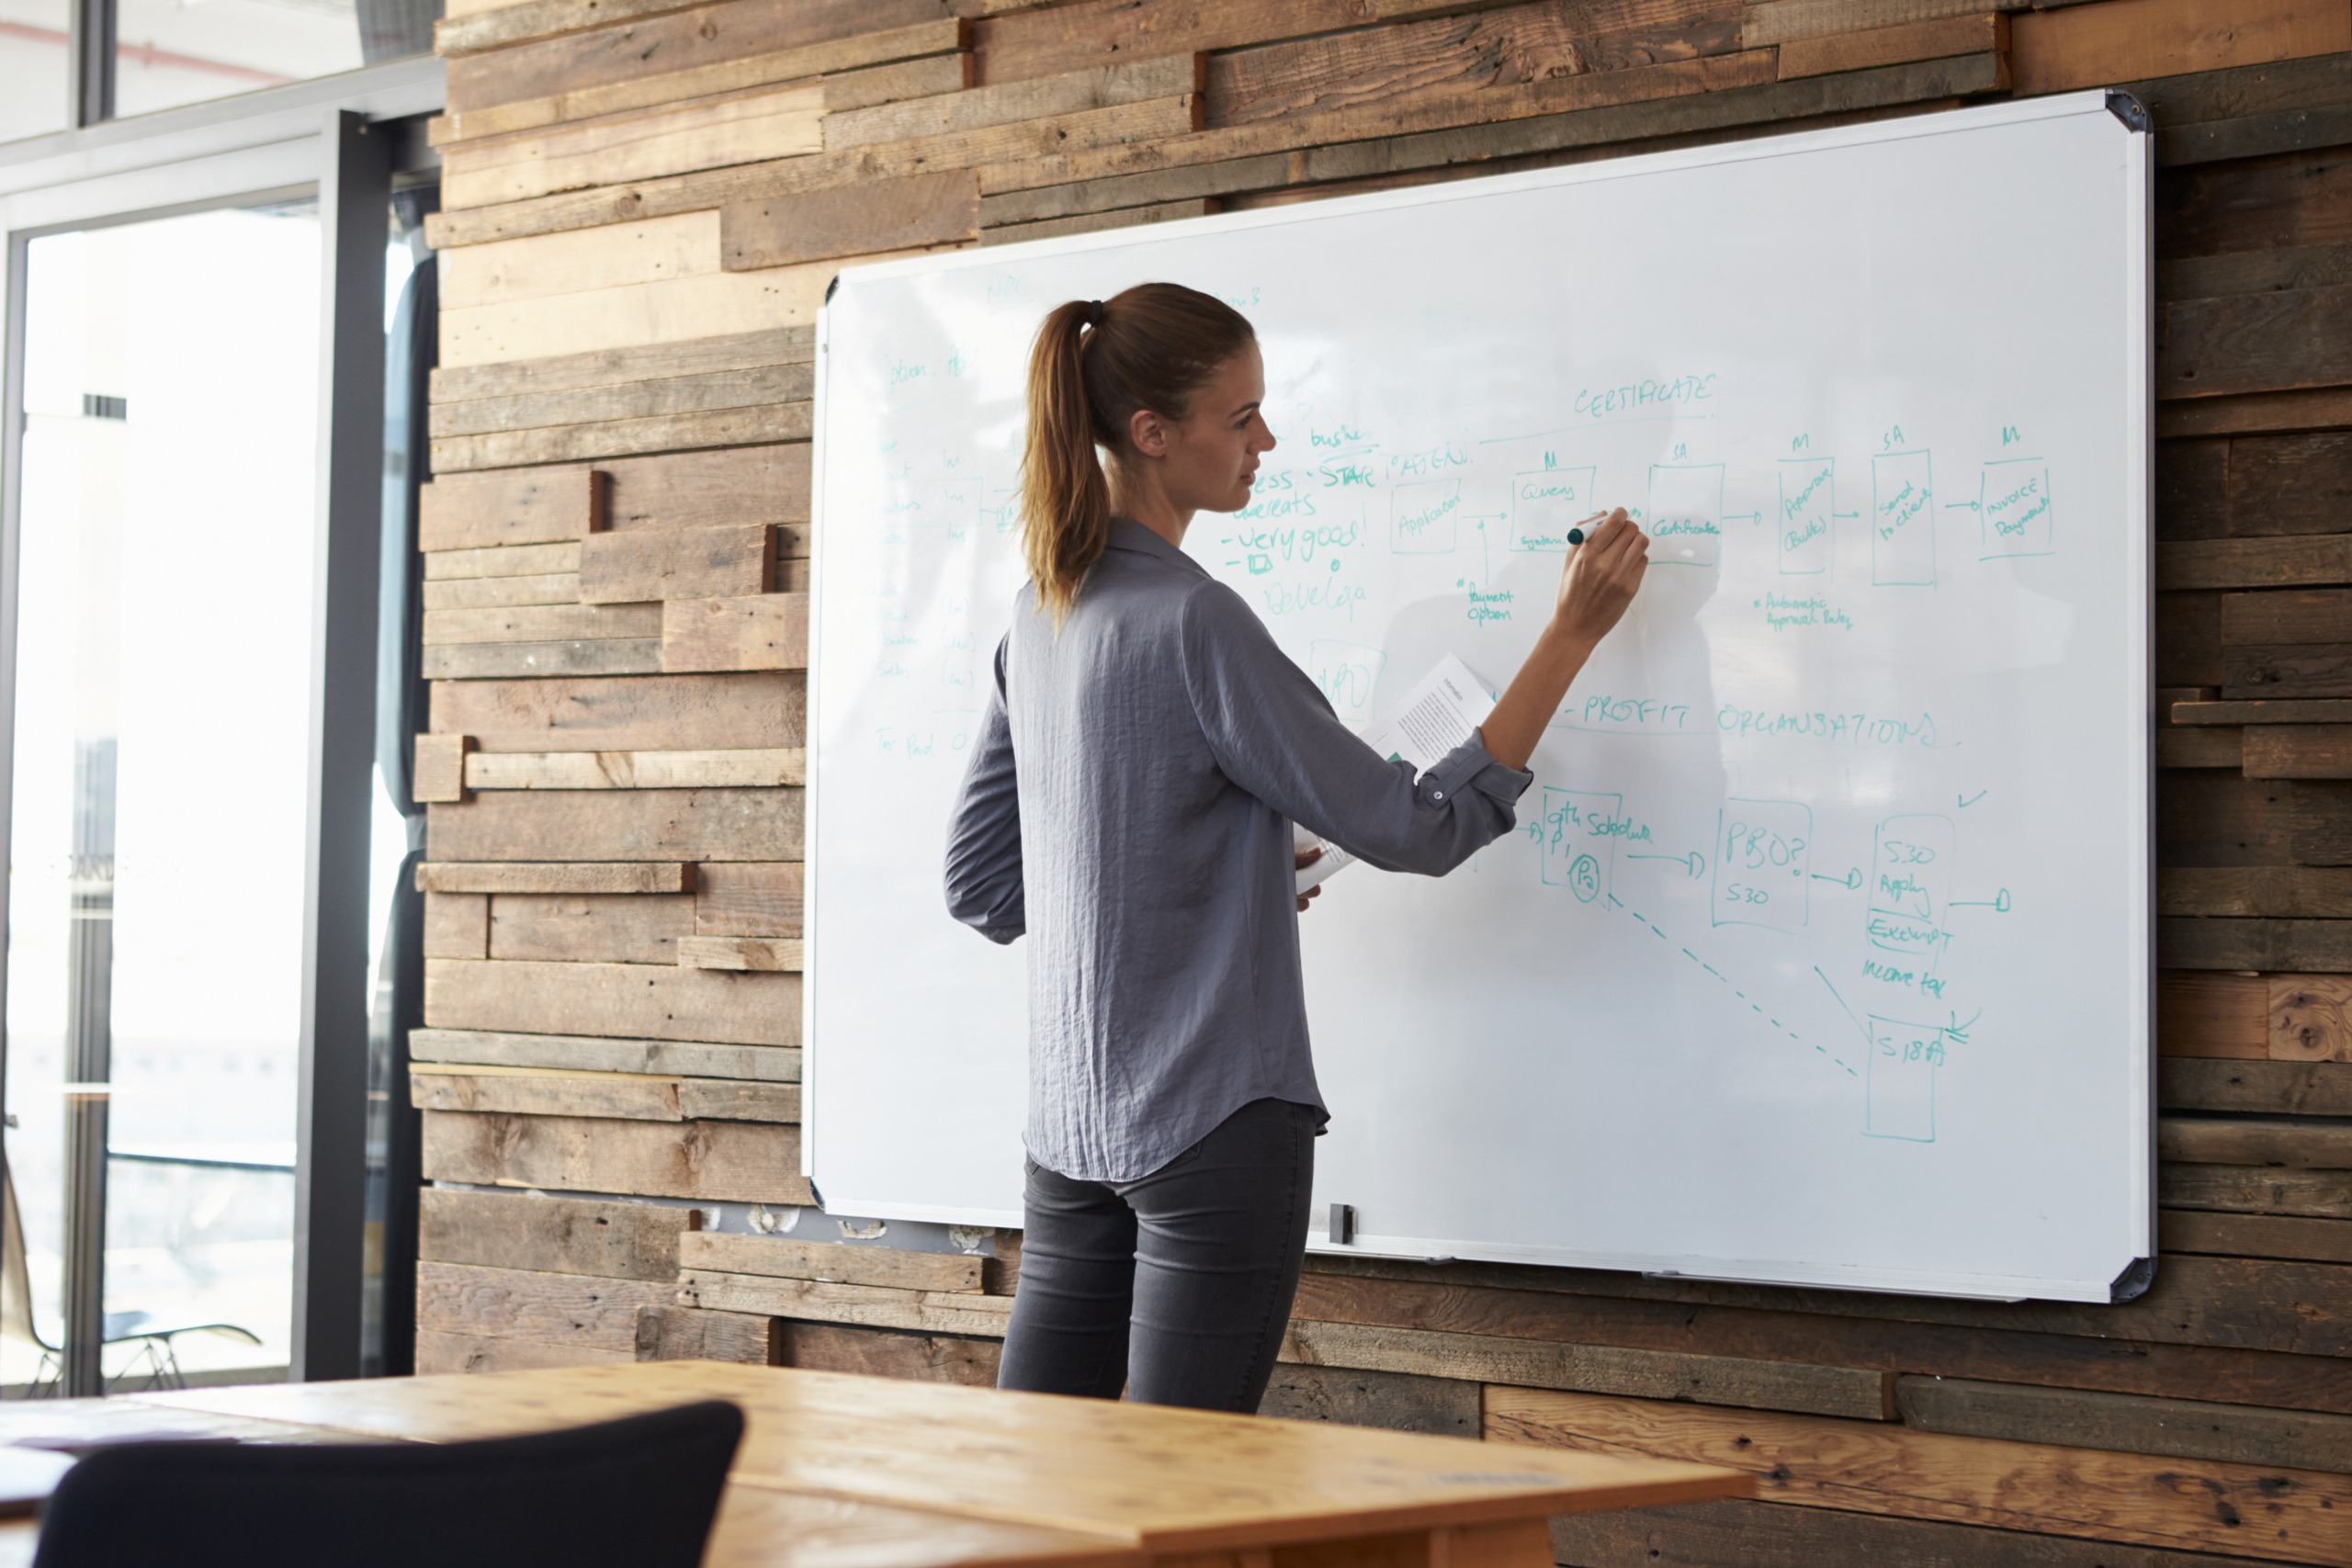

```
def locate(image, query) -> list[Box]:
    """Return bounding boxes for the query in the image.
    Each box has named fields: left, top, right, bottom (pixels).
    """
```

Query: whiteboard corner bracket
left=2109, top=1255, right=2158, bottom=1303
left=2105, top=90, right=2153, bottom=134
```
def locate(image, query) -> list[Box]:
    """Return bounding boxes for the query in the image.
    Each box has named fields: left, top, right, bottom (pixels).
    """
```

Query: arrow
left=1723, top=511, right=1762, bottom=525
left=1815, top=965, right=1872, bottom=1046
left=1951, top=888, right=2013, bottom=912
left=1944, top=499, right=1981, bottom=511
left=1630, top=851, right=1705, bottom=879
left=1832, top=510, right=1859, bottom=519
left=1812, top=867, right=1863, bottom=889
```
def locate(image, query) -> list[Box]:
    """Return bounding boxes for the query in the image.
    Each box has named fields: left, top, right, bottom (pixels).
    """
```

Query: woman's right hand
left=1552, top=508, right=1648, bottom=645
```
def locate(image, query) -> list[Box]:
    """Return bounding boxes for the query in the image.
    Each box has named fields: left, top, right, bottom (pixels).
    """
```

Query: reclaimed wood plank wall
left=416, top=0, right=2352, bottom=1561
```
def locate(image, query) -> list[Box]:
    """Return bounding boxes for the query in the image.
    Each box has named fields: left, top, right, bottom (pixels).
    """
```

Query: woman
left=944, top=282, right=1647, bottom=1412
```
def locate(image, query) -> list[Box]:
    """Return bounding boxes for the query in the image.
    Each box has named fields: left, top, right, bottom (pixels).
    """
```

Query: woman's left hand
left=1295, top=846, right=1323, bottom=914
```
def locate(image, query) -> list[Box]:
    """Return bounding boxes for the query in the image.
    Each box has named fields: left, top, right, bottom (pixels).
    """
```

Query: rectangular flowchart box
left=1871, top=450, right=1936, bottom=585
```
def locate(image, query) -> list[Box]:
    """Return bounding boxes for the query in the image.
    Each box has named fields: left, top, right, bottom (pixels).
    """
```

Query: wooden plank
left=2164, top=240, right=2352, bottom=305
left=416, top=862, right=692, bottom=895
left=424, top=957, right=799, bottom=1047
left=822, top=51, right=975, bottom=114
left=2159, top=972, right=2268, bottom=1059
left=410, top=1027, right=800, bottom=1081
left=432, top=404, right=814, bottom=473
left=981, top=197, right=1216, bottom=243
left=1259, top=1364, right=1480, bottom=1438
left=2276, top=976, right=2352, bottom=1061
left=429, top=671, right=805, bottom=752
left=634, top=1304, right=783, bottom=1365
left=413, top=733, right=472, bottom=804
left=2159, top=917, right=2352, bottom=971
left=469, top=748, right=806, bottom=790
left=2245, top=725, right=2352, bottom=778
left=2158, top=727, right=2244, bottom=770
left=2161, top=1115, right=2352, bottom=1169
left=722, top=170, right=978, bottom=268
left=432, top=325, right=810, bottom=401
left=678, top=1232, right=985, bottom=1292
left=1894, top=1373, right=2352, bottom=1475
left=2010, top=0, right=2351, bottom=96
left=424, top=639, right=665, bottom=680
left=662, top=593, right=808, bottom=672
left=676, top=935, right=803, bottom=971
left=431, top=19, right=967, bottom=145
left=2159, top=536, right=2352, bottom=592
left=2160, top=283, right=2352, bottom=401
left=581, top=524, right=775, bottom=603
left=2164, top=1209, right=2352, bottom=1266
left=412, top=1064, right=797, bottom=1123
left=424, top=1109, right=811, bottom=1201
left=775, top=1321, right=1001, bottom=1385
left=2227, top=431, right=2352, bottom=539
left=1486, top=1385, right=2352, bottom=1561
left=2175, top=699, right=2352, bottom=725
left=425, top=787, right=803, bottom=863
left=674, top=1269, right=1015, bottom=1337
left=427, top=98, right=1196, bottom=249
left=441, top=85, right=825, bottom=210
left=491, top=892, right=694, bottom=964
left=425, top=541, right=582, bottom=581
left=2160, top=1057, right=2352, bottom=1115
left=415, top=1330, right=636, bottom=1374
left=971, top=0, right=1383, bottom=85
left=2159, top=1163, right=2352, bottom=1218
left=1282, top=1319, right=1894, bottom=1422
left=695, top=862, right=802, bottom=937
left=424, top=893, right=491, bottom=961
left=2223, top=643, right=2352, bottom=702
left=444, top=0, right=947, bottom=114
left=422, top=572, right=584, bottom=612
left=438, top=211, right=721, bottom=313
left=2159, top=386, right=2352, bottom=439
left=2160, top=867, right=2352, bottom=918
left=422, top=603, right=662, bottom=647
left=2221, top=588, right=2352, bottom=646
left=421, top=468, right=604, bottom=551
left=440, top=254, right=855, bottom=367
left=1775, top=12, right=2004, bottom=79
left=416, top=1259, right=670, bottom=1352
left=831, top=52, right=1195, bottom=149
left=419, top=1187, right=697, bottom=1281
left=2158, top=773, right=2352, bottom=867
left=435, top=0, right=707, bottom=57
left=431, top=363, right=811, bottom=440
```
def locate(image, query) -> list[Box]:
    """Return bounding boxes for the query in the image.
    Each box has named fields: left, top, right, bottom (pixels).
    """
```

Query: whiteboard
left=805, top=93, right=2152, bottom=1303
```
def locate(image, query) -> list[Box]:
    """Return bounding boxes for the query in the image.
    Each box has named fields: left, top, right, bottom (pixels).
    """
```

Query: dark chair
left=30, top=1397, right=743, bottom=1568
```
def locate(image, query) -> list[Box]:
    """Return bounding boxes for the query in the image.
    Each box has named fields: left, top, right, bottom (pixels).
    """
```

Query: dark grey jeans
left=997, top=1097, right=1317, bottom=1412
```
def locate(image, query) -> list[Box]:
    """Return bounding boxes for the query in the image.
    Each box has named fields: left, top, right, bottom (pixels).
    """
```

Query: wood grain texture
left=1260, top=1364, right=1480, bottom=1438
left=2160, top=536, right=2352, bottom=592
left=422, top=602, right=662, bottom=646
left=2163, top=1210, right=2352, bottom=1266
left=469, top=747, right=806, bottom=790
left=411, top=1026, right=800, bottom=1081
left=414, top=1330, right=636, bottom=1374
left=423, top=572, right=585, bottom=611
left=675, top=935, right=803, bottom=971
left=430, top=363, right=811, bottom=440
left=2245, top=726, right=2352, bottom=778
left=2160, top=1057, right=2352, bottom=1115
left=416, top=1259, right=671, bottom=1351
left=431, top=325, right=809, bottom=400
left=425, top=639, right=664, bottom=680
left=581, top=524, right=776, bottom=602
left=674, top=1269, right=1017, bottom=1336
left=432, top=19, right=967, bottom=144
left=435, top=0, right=707, bottom=58
left=2161, top=867, right=2352, bottom=918
left=420, top=1187, right=698, bottom=1281
left=2274, top=976, right=2352, bottom=1061
left=429, top=670, right=805, bottom=751
left=2166, top=1113, right=2352, bottom=1168
left=2158, top=917, right=2352, bottom=971
left=440, top=84, right=824, bottom=209
left=2010, top=0, right=2350, bottom=98
left=2160, top=283, right=2352, bottom=401
left=722, top=170, right=978, bottom=267
left=679, top=1232, right=986, bottom=1292
left=1774, top=11, right=2004, bottom=79
left=432, top=401, right=812, bottom=472
left=2160, top=1163, right=2352, bottom=1220
left=424, top=892, right=492, bottom=960
left=413, top=1064, right=799, bottom=1122
left=424, top=957, right=800, bottom=1045
left=981, top=197, right=1216, bottom=243
left=775, top=1321, right=1001, bottom=1385
left=970, top=0, right=1372, bottom=85
left=831, top=52, right=1194, bottom=149
left=662, top=593, right=808, bottom=671
left=425, top=787, right=803, bottom=863
left=695, top=862, right=803, bottom=937
left=422, top=467, right=605, bottom=550
left=414, top=732, right=472, bottom=803
left=2160, top=972, right=2268, bottom=1059
left=426, top=541, right=583, bottom=581
left=423, top=1110, right=812, bottom=1202
left=440, top=253, right=856, bottom=367
left=1895, top=1373, right=2352, bottom=1477
left=635, top=1304, right=784, bottom=1364
left=1487, top=1385, right=2352, bottom=1561
left=1283, top=1318, right=1894, bottom=1421
left=416, top=861, right=693, bottom=895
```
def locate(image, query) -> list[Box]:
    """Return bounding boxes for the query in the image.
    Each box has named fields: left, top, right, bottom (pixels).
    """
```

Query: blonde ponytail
left=1017, top=283, right=1255, bottom=626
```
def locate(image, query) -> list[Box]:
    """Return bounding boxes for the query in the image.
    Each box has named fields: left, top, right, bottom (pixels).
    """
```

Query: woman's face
left=1136, top=343, right=1276, bottom=516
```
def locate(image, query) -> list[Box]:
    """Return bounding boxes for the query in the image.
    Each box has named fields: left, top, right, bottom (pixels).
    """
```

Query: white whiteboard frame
left=805, top=91, right=2154, bottom=1303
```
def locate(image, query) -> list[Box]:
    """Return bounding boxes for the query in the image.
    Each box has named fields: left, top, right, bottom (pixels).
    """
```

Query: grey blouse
left=944, top=518, right=1533, bottom=1182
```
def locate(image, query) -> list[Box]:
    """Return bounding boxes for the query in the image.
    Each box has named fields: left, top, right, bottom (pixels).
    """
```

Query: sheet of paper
left=1295, top=652, right=1497, bottom=895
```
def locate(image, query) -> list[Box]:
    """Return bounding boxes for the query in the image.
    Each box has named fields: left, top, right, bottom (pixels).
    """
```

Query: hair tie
left=1082, top=299, right=1106, bottom=329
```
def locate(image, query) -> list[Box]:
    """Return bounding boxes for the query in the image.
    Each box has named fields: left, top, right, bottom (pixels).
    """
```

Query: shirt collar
left=1105, top=516, right=1208, bottom=577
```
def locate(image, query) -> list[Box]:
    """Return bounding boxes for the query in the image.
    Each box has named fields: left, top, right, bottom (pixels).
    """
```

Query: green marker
left=1564, top=511, right=1607, bottom=546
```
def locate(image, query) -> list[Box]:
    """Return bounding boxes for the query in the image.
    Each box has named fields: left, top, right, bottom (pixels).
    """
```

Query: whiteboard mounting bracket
left=2104, top=90, right=2152, bottom=133
left=2109, top=1255, right=2157, bottom=1303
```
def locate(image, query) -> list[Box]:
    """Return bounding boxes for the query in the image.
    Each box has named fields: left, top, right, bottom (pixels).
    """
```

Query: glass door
left=5, top=197, right=324, bottom=1391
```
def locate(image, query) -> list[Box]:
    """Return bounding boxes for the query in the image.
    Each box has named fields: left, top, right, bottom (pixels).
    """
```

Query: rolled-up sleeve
left=1178, top=582, right=1532, bottom=875
left=944, top=635, right=1025, bottom=942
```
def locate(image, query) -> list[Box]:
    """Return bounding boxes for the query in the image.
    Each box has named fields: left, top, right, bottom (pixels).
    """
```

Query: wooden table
left=0, top=1362, right=1749, bottom=1567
